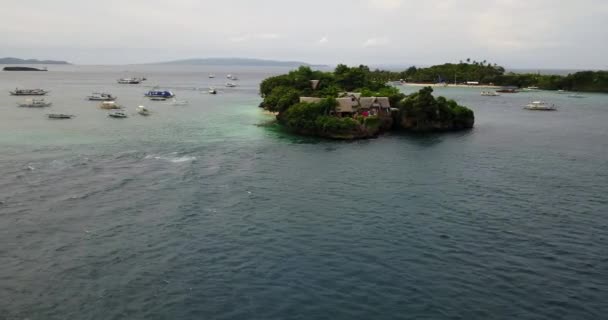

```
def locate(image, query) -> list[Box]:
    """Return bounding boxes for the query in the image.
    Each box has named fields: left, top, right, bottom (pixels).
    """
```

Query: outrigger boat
left=108, top=111, right=128, bottom=118
left=87, top=92, right=116, bottom=101
left=145, top=90, right=175, bottom=99
left=117, top=77, right=146, bottom=84
left=17, top=98, right=52, bottom=107
left=10, top=88, right=48, bottom=96
left=47, top=113, right=74, bottom=119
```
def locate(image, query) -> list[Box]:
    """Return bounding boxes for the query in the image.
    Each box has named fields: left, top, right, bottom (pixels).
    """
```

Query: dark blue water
left=1, top=66, right=607, bottom=319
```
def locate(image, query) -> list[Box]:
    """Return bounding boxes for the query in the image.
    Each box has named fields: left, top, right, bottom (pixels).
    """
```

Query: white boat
left=567, top=93, right=586, bottom=98
left=225, top=82, right=237, bottom=88
left=209, top=74, right=215, bottom=78
left=17, top=98, right=52, bottom=107
left=137, top=106, right=151, bottom=116
left=99, top=101, right=122, bottom=109
left=10, top=88, right=48, bottom=96
left=557, top=90, right=569, bottom=94
left=524, top=101, right=557, bottom=111
left=523, top=86, right=541, bottom=92
left=108, top=111, right=128, bottom=118
left=87, top=92, right=116, bottom=101
left=47, top=113, right=74, bottom=119
left=209, top=87, right=217, bottom=94
left=117, top=77, right=146, bottom=84
left=481, top=91, right=500, bottom=96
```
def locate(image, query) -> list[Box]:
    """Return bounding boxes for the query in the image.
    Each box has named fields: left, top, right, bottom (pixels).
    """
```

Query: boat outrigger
left=10, top=88, right=48, bottom=96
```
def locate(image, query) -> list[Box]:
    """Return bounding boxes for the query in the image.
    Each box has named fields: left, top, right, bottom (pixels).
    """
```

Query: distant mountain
left=152, top=58, right=323, bottom=67
left=0, top=57, right=70, bottom=65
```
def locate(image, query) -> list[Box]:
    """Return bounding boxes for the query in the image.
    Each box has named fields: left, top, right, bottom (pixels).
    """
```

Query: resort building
left=299, top=94, right=392, bottom=117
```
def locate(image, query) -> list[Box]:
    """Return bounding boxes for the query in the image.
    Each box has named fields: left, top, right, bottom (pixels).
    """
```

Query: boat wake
left=145, top=153, right=197, bottom=163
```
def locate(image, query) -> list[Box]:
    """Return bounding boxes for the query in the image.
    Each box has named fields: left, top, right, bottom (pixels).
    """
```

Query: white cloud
left=363, top=36, right=390, bottom=47
left=255, top=33, right=280, bottom=40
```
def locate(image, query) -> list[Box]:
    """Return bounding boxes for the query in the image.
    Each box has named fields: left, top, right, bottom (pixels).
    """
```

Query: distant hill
left=0, top=57, right=70, bottom=65
left=152, top=58, right=323, bottom=67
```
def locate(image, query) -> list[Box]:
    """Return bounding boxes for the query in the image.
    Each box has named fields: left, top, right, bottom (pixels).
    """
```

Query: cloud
left=368, top=0, right=402, bottom=10
left=256, top=33, right=280, bottom=40
left=318, top=36, right=328, bottom=44
left=363, top=36, right=390, bottom=47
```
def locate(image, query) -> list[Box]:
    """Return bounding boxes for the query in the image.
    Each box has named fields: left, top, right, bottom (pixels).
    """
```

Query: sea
left=1, top=65, right=607, bottom=320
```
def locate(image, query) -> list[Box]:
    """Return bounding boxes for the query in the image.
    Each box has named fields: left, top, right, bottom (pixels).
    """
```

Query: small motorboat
left=567, top=93, right=586, bottom=98
left=209, top=74, right=215, bottom=78
left=481, top=91, right=500, bottom=96
left=145, top=90, right=175, bottom=99
left=117, top=77, right=145, bottom=84
left=225, top=82, right=237, bottom=88
left=17, top=98, right=52, bottom=107
left=108, top=111, right=128, bottom=118
left=87, top=92, right=116, bottom=101
left=10, top=88, right=49, bottom=96
left=209, top=87, right=217, bottom=94
left=137, top=106, right=151, bottom=116
left=99, top=101, right=122, bottom=109
left=523, top=86, right=541, bottom=92
left=47, top=113, right=75, bottom=119
left=524, top=101, right=557, bottom=111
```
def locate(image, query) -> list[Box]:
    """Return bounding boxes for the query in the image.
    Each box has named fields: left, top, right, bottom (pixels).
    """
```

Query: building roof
left=336, top=97, right=357, bottom=113
left=359, top=97, right=391, bottom=109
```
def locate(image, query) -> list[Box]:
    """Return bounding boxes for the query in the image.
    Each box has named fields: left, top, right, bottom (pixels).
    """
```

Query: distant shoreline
left=402, top=83, right=500, bottom=89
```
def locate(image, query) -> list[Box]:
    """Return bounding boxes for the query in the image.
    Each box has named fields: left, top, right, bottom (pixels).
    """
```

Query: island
left=151, top=57, right=326, bottom=68
left=259, top=65, right=475, bottom=139
left=0, top=57, right=70, bottom=65
left=370, top=59, right=608, bottom=93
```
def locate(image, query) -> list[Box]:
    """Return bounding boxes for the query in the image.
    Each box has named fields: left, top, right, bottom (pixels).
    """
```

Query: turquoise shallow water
left=1, top=66, right=607, bottom=319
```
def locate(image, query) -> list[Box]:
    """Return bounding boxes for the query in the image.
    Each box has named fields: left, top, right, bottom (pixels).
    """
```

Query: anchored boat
left=108, top=111, right=128, bottom=118
left=137, top=106, right=151, bottom=116
left=524, top=101, right=557, bottom=111
left=17, top=98, right=52, bottom=107
left=481, top=91, right=500, bottom=96
left=87, top=92, right=116, bottom=101
left=10, top=88, right=48, bottom=96
left=99, top=101, right=122, bottom=109
left=145, top=90, right=175, bottom=99
left=47, top=114, right=74, bottom=119
left=117, top=77, right=146, bottom=84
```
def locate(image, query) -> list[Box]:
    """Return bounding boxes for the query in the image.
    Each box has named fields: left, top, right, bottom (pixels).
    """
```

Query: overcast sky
left=1, top=0, right=607, bottom=68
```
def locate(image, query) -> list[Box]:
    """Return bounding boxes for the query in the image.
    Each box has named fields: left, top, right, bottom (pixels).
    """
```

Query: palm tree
left=466, top=58, right=471, bottom=63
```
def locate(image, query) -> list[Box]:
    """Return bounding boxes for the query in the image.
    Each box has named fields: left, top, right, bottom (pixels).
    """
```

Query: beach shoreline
left=401, top=83, right=501, bottom=89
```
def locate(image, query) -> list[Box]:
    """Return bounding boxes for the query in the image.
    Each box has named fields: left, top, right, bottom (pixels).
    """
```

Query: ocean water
left=1, top=65, right=607, bottom=320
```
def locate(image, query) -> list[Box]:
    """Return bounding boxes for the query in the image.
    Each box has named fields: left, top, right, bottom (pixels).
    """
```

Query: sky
left=1, top=0, right=607, bottom=68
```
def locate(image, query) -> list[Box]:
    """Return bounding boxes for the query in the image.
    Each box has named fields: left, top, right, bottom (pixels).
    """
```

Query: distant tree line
left=368, top=60, right=608, bottom=92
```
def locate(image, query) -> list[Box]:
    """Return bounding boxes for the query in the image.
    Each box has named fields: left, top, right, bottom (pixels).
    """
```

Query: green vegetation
left=397, top=87, right=474, bottom=131
left=260, top=64, right=475, bottom=139
left=368, top=59, right=608, bottom=93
